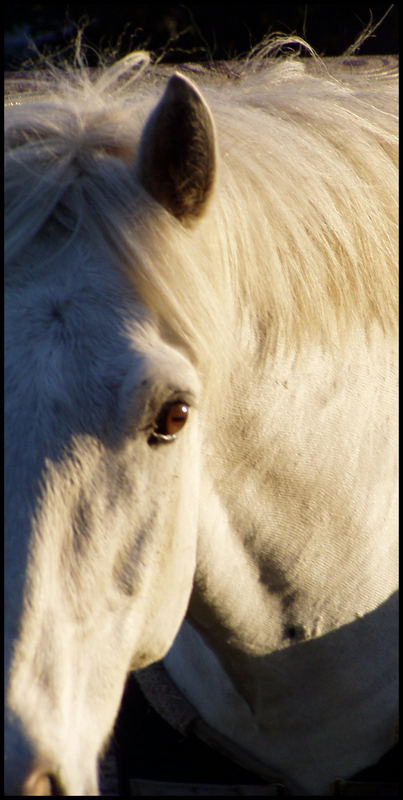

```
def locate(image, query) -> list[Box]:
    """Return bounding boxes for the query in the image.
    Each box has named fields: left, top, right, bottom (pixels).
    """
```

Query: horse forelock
left=5, top=48, right=398, bottom=401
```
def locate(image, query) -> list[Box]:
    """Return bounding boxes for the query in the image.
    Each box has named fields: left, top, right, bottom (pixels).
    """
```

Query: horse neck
left=172, top=329, right=397, bottom=794
left=189, top=328, right=397, bottom=670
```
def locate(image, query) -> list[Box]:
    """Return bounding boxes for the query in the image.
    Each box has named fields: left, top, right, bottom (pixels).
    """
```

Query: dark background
left=4, top=3, right=398, bottom=70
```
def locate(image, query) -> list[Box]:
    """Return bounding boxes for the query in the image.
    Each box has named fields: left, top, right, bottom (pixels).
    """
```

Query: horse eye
left=148, top=402, right=190, bottom=445
left=158, top=402, right=189, bottom=436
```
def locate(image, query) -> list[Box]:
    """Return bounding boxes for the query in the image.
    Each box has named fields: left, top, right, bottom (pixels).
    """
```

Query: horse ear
left=136, top=73, right=216, bottom=223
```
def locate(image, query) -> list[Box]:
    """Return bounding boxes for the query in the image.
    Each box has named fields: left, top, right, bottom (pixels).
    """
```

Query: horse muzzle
left=20, top=763, right=63, bottom=796
left=4, top=756, right=65, bottom=796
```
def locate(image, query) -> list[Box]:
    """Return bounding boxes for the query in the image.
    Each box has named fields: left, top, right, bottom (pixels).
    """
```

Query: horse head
left=5, top=73, right=214, bottom=796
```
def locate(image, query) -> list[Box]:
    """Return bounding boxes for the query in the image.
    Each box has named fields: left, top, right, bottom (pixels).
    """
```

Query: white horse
left=5, top=46, right=398, bottom=796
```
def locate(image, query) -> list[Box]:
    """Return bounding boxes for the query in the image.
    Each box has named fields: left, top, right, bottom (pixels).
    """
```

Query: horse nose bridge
left=4, top=721, right=59, bottom=796
left=5, top=649, right=69, bottom=795
left=4, top=727, right=33, bottom=795
left=5, top=628, right=103, bottom=796
left=4, top=708, right=98, bottom=796
left=5, top=763, right=61, bottom=796
left=21, top=765, right=62, bottom=796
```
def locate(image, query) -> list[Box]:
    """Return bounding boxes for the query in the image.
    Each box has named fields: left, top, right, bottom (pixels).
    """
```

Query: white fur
left=5, top=46, right=397, bottom=795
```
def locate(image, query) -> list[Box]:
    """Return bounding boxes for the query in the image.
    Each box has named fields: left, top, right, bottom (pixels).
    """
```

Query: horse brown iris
left=164, top=403, right=189, bottom=435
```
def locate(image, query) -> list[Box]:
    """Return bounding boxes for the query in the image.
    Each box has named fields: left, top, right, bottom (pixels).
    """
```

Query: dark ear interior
left=136, top=74, right=216, bottom=222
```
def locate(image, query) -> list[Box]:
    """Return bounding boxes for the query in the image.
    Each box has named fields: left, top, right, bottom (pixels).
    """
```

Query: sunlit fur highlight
left=5, top=42, right=398, bottom=399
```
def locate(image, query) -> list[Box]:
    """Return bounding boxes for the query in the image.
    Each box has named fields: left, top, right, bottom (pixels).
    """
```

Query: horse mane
left=5, top=40, right=398, bottom=391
